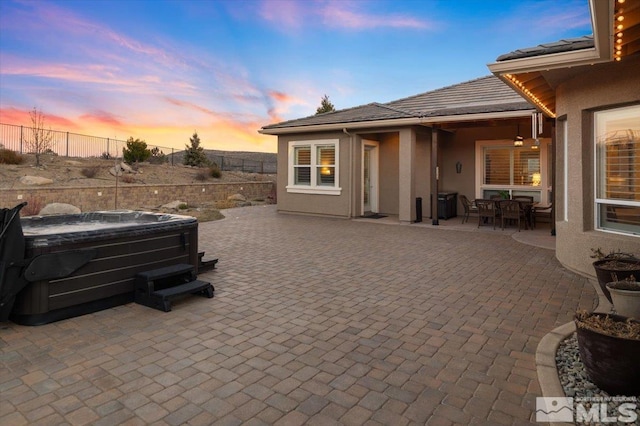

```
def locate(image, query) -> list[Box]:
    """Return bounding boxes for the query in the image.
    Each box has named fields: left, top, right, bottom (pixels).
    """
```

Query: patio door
left=363, top=141, right=379, bottom=214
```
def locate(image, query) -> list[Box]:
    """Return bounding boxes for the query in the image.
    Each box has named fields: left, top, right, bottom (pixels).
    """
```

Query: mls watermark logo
left=536, top=396, right=639, bottom=423
left=536, top=397, right=573, bottom=422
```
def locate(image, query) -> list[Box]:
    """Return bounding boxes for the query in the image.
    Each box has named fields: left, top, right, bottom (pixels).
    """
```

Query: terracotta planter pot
left=607, top=281, right=640, bottom=319
left=575, top=313, right=640, bottom=396
left=593, top=259, right=640, bottom=304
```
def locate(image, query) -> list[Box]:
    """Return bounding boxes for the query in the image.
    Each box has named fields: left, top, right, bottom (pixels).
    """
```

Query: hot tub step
left=198, top=251, right=218, bottom=273
left=135, top=263, right=214, bottom=312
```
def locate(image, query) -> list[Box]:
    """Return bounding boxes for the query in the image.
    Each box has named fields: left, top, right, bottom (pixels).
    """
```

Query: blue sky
left=0, top=0, right=592, bottom=153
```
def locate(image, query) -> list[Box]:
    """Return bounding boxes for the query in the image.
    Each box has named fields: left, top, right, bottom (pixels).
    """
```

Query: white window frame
left=594, top=104, right=640, bottom=236
left=475, top=139, right=550, bottom=205
left=287, top=139, right=341, bottom=195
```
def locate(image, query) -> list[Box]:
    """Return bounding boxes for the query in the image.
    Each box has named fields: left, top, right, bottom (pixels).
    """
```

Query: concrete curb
left=534, top=278, right=611, bottom=426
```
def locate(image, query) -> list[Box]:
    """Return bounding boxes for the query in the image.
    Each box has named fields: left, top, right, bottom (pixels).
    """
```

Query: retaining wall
left=0, top=181, right=275, bottom=212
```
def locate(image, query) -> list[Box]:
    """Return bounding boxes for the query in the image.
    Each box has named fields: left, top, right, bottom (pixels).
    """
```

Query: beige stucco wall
left=277, top=131, right=352, bottom=218
left=554, top=55, right=640, bottom=277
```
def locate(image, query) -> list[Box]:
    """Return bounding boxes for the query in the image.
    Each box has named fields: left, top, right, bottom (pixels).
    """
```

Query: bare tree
left=27, top=107, right=53, bottom=167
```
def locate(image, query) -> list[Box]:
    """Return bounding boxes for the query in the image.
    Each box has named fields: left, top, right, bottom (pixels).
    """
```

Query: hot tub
left=11, top=211, right=199, bottom=325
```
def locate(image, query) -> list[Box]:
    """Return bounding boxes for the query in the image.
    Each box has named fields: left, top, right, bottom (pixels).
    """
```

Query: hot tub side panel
left=11, top=222, right=198, bottom=325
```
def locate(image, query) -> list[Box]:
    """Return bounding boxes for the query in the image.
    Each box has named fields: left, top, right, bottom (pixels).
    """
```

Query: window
left=484, top=146, right=540, bottom=186
left=595, top=104, right=640, bottom=235
left=287, top=140, right=340, bottom=195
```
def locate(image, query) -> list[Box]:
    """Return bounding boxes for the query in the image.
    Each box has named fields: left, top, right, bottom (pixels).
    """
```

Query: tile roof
left=261, top=75, right=531, bottom=130
left=495, top=36, right=595, bottom=61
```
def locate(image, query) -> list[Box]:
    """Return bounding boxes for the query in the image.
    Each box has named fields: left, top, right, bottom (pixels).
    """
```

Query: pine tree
left=183, top=131, right=209, bottom=167
left=315, top=95, right=336, bottom=115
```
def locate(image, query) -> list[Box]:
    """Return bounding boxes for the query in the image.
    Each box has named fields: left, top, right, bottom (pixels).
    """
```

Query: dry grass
left=575, top=310, right=640, bottom=339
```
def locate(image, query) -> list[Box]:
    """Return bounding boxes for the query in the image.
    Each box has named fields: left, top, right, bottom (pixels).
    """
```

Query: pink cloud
left=259, top=0, right=433, bottom=31
left=0, top=107, right=78, bottom=129
left=78, top=111, right=124, bottom=128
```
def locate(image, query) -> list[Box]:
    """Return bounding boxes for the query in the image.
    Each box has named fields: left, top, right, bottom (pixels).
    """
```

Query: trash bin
left=437, top=192, right=457, bottom=219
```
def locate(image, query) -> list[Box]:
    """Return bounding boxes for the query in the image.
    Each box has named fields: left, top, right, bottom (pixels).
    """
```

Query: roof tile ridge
left=371, top=102, right=416, bottom=116
left=384, top=75, right=497, bottom=105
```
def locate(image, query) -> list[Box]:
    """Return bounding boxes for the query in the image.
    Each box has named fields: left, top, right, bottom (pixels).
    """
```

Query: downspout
left=343, top=128, right=353, bottom=219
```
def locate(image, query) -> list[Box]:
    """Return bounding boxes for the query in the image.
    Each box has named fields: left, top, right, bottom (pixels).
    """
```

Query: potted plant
left=606, top=278, right=640, bottom=319
left=574, top=310, right=640, bottom=395
left=590, top=248, right=640, bottom=304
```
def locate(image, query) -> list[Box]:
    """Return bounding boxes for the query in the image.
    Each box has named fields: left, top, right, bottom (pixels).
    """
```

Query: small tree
left=122, top=137, right=151, bottom=164
left=148, top=146, right=167, bottom=164
left=27, top=107, right=54, bottom=167
left=316, top=95, right=336, bottom=115
left=183, top=131, right=209, bottom=167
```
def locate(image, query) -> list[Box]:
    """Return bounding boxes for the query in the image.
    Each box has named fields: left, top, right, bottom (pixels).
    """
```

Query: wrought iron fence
left=0, top=123, right=276, bottom=173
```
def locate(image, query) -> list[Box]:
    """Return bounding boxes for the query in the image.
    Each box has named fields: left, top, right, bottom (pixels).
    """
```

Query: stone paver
left=0, top=205, right=595, bottom=424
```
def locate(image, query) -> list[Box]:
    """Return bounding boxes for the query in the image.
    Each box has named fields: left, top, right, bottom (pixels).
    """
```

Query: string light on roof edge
left=615, top=0, right=625, bottom=61
left=504, top=74, right=556, bottom=118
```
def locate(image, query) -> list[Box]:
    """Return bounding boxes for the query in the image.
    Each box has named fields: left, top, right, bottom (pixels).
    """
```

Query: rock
left=228, top=193, right=246, bottom=201
left=120, top=162, right=134, bottom=173
left=39, top=203, right=81, bottom=215
left=109, top=166, right=123, bottom=177
left=161, top=200, right=187, bottom=210
left=19, top=175, right=54, bottom=186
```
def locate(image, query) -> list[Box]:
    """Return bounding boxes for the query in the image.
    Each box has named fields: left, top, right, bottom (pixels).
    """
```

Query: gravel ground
left=557, top=333, right=638, bottom=423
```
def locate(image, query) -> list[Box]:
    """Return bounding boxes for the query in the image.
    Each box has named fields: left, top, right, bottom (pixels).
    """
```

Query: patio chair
left=512, top=196, right=535, bottom=229
left=533, top=203, right=553, bottom=229
left=499, top=199, right=523, bottom=231
left=476, top=199, right=498, bottom=229
left=459, top=195, right=478, bottom=224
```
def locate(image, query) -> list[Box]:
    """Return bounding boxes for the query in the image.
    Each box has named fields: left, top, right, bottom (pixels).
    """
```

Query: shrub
left=122, top=137, right=151, bottom=164
left=0, top=148, right=24, bottom=164
left=148, top=147, right=167, bottom=164
left=178, top=203, right=188, bottom=210
left=81, top=166, right=99, bottom=178
left=195, top=170, right=208, bottom=181
left=208, top=164, right=222, bottom=178
left=120, top=174, right=136, bottom=183
left=100, top=152, right=112, bottom=160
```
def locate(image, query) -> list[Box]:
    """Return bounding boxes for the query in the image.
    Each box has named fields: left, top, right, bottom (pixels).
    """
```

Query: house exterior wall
left=378, top=133, right=399, bottom=215
left=554, top=56, right=640, bottom=277
left=415, top=130, right=432, bottom=220
left=277, top=131, right=352, bottom=217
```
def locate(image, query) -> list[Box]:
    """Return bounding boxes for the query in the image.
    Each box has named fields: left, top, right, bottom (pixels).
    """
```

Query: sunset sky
left=0, top=0, right=592, bottom=153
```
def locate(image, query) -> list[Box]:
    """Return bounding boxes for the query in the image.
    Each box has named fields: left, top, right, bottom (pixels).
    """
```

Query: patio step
left=134, top=263, right=214, bottom=312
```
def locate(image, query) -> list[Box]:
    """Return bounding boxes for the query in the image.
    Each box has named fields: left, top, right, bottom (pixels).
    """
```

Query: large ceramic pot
left=593, top=258, right=640, bottom=304
left=607, top=281, right=640, bottom=319
left=575, top=312, right=640, bottom=396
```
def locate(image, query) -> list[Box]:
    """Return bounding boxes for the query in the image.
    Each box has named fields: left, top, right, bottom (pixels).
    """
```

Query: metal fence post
left=66, top=132, right=69, bottom=157
left=107, top=138, right=109, bottom=157
left=171, top=148, right=174, bottom=166
left=20, top=125, right=23, bottom=153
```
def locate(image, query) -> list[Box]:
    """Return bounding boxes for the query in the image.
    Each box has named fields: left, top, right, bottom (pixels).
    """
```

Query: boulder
left=109, top=166, right=123, bottom=177
left=120, top=162, right=134, bottom=173
left=161, top=200, right=187, bottom=210
left=19, top=175, right=54, bottom=186
left=39, top=203, right=81, bottom=216
left=228, top=193, right=247, bottom=202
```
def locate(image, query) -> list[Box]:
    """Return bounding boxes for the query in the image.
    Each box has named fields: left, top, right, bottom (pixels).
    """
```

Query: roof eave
left=487, top=0, right=613, bottom=75
left=259, top=110, right=536, bottom=135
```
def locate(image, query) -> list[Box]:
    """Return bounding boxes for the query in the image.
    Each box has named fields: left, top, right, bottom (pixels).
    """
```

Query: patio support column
left=398, top=128, right=416, bottom=223
left=431, top=128, right=439, bottom=225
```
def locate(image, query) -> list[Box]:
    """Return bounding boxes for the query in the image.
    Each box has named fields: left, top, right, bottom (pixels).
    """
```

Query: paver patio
left=1, top=205, right=596, bottom=425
